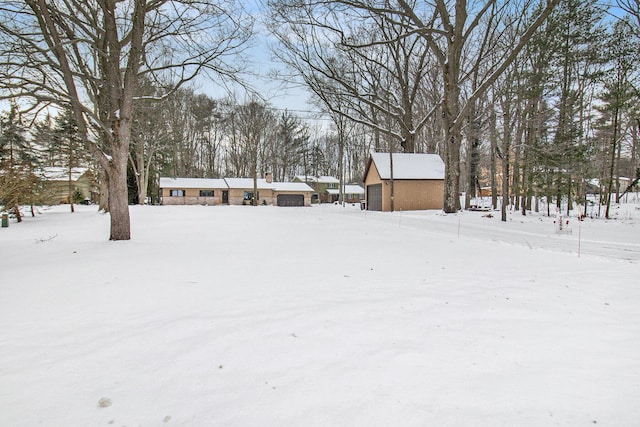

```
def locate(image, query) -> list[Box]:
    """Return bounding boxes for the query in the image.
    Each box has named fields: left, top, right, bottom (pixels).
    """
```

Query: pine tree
left=0, top=105, right=41, bottom=220
left=597, top=19, right=638, bottom=218
left=50, top=110, right=88, bottom=212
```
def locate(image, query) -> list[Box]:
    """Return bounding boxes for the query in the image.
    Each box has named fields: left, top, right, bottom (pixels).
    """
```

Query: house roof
left=344, top=184, right=364, bottom=194
left=326, top=185, right=365, bottom=195
left=224, top=178, right=273, bottom=190
left=39, top=167, right=90, bottom=182
left=294, top=175, right=340, bottom=184
left=367, top=153, right=445, bottom=180
left=159, top=177, right=228, bottom=189
left=159, top=176, right=314, bottom=192
left=272, top=182, right=314, bottom=192
left=318, top=176, right=339, bottom=184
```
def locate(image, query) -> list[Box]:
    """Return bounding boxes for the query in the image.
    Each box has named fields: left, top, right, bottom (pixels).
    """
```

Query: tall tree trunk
left=252, top=151, right=258, bottom=206
left=490, top=102, right=498, bottom=210
left=513, top=139, right=521, bottom=213
left=99, top=168, right=109, bottom=212
left=68, top=142, right=75, bottom=212
left=338, top=128, right=345, bottom=206
left=501, top=96, right=512, bottom=222
left=13, top=204, right=22, bottom=223
left=605, top=98, right=620, bottom=219
left=107, top=145, right=131, bottom=240
left=68, top=165, right=75, bottom=213
left=140, top=153, right=153, bottom=205
left=443, top=132, right=461, bottom=213
left=465, top=102, right=481, bottom=210
left=567, top=174, right=573, bottom=215
left=615, top=127, right=622, bottom=203
left=389, top=149, right=395, bottom=212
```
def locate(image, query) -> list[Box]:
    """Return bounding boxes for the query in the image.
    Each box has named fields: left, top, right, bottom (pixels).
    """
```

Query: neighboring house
left=587, top=177, right=637, bottom=195
left=363, top=153, right=445, bottom=211
left=326, top=184, right=365, bottom=203
left=294, top=175, right=340, bottom=203
left=159, top=174, right=314, bottom=207
left=159, top=177, right=228, bottom=205
left=39, top=167, right=96, bottom=204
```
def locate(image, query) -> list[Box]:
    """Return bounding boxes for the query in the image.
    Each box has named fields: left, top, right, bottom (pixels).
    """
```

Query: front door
left=222, top=190, right=229, bottom=204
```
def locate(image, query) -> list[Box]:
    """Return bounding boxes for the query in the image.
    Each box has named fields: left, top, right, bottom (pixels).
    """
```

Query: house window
left=169, top=189, right=185, bottom=197
left=243, top=191, right=259, bottom=201
left=199, top=190, right=214, bottom=197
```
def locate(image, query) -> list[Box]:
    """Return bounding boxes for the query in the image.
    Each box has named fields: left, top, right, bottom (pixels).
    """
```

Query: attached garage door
left=367, top=184, right=382, bottom=211
left=277, top=194, right=304, bottom=207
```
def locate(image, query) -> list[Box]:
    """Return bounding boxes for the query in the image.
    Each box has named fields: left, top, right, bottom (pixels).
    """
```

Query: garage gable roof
left=368, top=153, right=445, bottom=180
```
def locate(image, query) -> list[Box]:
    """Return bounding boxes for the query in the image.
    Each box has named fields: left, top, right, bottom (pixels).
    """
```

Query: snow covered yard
left=1, top=203, right=639, bottom=426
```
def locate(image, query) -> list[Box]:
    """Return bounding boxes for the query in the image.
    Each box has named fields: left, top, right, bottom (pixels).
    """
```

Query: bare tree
left=272, top=111, right=309, bottom=181
left=0, top=1, right=252, bottom=239
left=266, top=0, right=559, bottom=213
left=394, top=0, right=560, bottom=212
left=618, top=0, right=640, bottom=31
left=226, top=100, right=275, bottom=205
left=266, top=1, right=435, bottom=153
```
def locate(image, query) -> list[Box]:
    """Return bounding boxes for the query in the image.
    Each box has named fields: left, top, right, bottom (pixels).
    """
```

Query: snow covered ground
left=1, top=202, right=639, bottom=426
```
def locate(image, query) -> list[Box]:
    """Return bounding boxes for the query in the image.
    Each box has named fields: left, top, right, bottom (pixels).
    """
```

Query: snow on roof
left=224, top=178, right=273, bottom=189
left=344, top=184, right=364, bottom=194
left=294, top=175, right=339, bottom=184
left=39, top=167, right=90, bottom=182
left=160, top=176, right=313, bottom=192
left=318, top=176, right=340, bottom=184
left=326, top=185, right=365, bottom=195
left=159, top=177, right=228, bottom=189
left=370, top=153, right=445, bottom=180
left=272, top=182, right=314, bottom=192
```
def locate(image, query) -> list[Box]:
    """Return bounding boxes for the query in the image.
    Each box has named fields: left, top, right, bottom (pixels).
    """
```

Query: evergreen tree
left=597, top=18, right=638, bottom=217
left=0, top=105, right=41, bottom=220
left=50, top=110, right=89, bottom=211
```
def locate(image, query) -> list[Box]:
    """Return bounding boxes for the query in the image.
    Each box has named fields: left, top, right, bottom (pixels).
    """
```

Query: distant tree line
left=0, top=89, right=373, bottom=208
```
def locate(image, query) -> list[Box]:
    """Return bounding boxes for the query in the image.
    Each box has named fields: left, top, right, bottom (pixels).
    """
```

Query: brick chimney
left=265, top=172, right=273, bottom=183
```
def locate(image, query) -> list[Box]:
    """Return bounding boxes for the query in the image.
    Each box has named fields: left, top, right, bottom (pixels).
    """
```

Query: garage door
left=277, top=194, right=304, bottom=207
left=367, top=184, right=382, bottom=211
